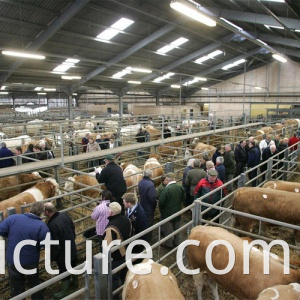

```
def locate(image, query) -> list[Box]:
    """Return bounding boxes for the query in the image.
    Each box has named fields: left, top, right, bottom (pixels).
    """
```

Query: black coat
left=96, top=162, right=127, bottom=198
left=47, top=212, right=77, bottom=264
left=234, top=144, right=247, bottom=164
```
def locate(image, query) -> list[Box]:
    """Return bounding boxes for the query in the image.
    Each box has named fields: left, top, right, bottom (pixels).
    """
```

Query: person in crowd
left=82, top=133, right=90, bottom=153
left=200, top=155, right=209, bottom=171
left=93, top=122, right=103, bottom=132
left=86, top=137, right=101, bottom=169
left=259, top=134, right=272, bottom=159
left=212, top=146, right=222, bottom=165
left=23, top=143, right=35, bottom=163
left=44, top=202, right=77, bottom=299
left=13, top=146, right=23, bottom=165
left=159, top=173, right=185, bottom=248
left=247, top=141, right=260, bottom=187
left=206, top=160, right=215, bottom=172
left=136, top=128, right=146, bottom=157
left=157, top=174, right=167, bottom=200
left=33, top=145, right=48, bottom=160
left=182, top=158, right=195, bottom=207
left=194, top=169, right=226, bottom=223
left=95, top=154, right=127, bottom=212
left=288, top=133, right=300, bottom=151
left=91, top=190, right=112, bottom=247
left=0, top=202, right=48, bottom=299
left=138, top=169, right=157, bottom=232
left=234, top=140, right=247, bottom=176
left=223, top=144, right=236, bottom=192
left=103, top=202, right=131, bottom=299
left=215, top=156, right=226, bottom=183
left=96, top=135, right=104, bottom=149
left=185, top=159, right=206, bottom=203
left=0, top=142, right=14, bottom=168
left=108, top=138, right=115, bottom=149
left=67, top=141, right=77, bottom=156
left=163, top=125, right=171, bottom=139
left=175, top=125, right=182, bottom=136
left=40, top=141, right=55, bottom=159
left=277, top=139, right=288, bottom=177
left=274, top=134, right=281, bottom=148
left=261, top=144, right=279, bottom=180
left=102, top=134, right=110, bottom=150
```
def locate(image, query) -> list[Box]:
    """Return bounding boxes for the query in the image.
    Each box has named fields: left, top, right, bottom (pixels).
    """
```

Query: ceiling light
left=272, top=53, right=287, bottom=63
left=34, top=87, right=43, bottom=91
left=0, top=92, right=8, bottom=95
left=222, top=58, right=246, bottom=70
left=171, top=37, right=189, bottom=47
left=1, top=86, right=7, bottom=90
left=2, top=50, right=45, bottom=60
left=61, top=76, right=81, bottom=80
left=156, top=37, right=188, bottom=55
left=256, top=39, right=268, bottom=46
left=220, top=18, right=243, bottom=31
left=295, top=29, right=300, bottom=32
left=171, top=85, right=181, bottom=88
left=44, top=88, right=56, bottom=91
left=112, top=68, right=132, bottom=79
left=260, top=0, right=285, bottom=3
left=37, top=93, right=46, bottom=95
left=53, top=58, right=79, bottom=73
left=128, top=81, right=141, bottom=84
left=264, top=24, right=284, bottom=30
left=170, top=0, right=216, bottom=27
left=195, top=50, right=223, bottom=64
left=96, top=17, right=134, bottom=41
left=201, top=87, right=209, bottom=90
left=72, top=93, right=77, bottom=96
left=254, top=86, right=262, bottom=90
left=153, top=72, right=175, bottom=83
left=131, top=67, right=152, bottom=73
left=183, top=77, right=207, bottom=86
left=65, top=58, right=80, bottom=64
left=53, top=64, right=72, bottom=73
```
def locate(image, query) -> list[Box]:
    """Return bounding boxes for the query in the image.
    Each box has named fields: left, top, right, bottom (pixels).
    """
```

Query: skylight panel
left=156, top=37, right=188, bottom=55
left=111, top=18, right=134, bottom=30
left=171, top=37, right=189, bottom=47
left=195, top=50, right=222, bottom=64
left=222, top=59, right=246, bottom=70
left=183, top=77, right=207, bottom=86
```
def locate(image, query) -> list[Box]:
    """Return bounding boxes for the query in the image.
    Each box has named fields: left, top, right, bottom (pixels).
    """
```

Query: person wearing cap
left=194, top=168, right=226, bottom=223
left=159, top=173, right=185, bottom=248
left=103, top=202, right=131, bottom=298
left=95, top=154, right=127, bottom=211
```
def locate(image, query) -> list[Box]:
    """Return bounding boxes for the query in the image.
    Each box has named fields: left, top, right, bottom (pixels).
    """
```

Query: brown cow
left=232, top=187, right=300, bottom=245
left=272, top=123, right=285, bottom=132
left=143, top=157, right=163, bottom=187
left=255, top=127, right=273, bottom=141
left=0, top=172, right=42, bottom=201
left=120, top=163, right=143, bottom=193
left=257, top=283, right=300, bottom=300
left=187, top=226, right=300, bottom=300
left=158, top=141, right=183, bottom=158
left=192, top=142, right=215, bottom=159
left=122, top=259, right=184, bottom=300
left=0, top=178, right=60, bottom=218
left=262, top=180, right=300, bottom=193
left=145, top=125, right=161, bottom=141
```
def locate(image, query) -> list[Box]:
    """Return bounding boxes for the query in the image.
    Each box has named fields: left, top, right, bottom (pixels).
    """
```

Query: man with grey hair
left=215, top=156, right=226, bottom=183
left=0, top=141, right=14, bottom=168
left=138, top=169, right=157, bottom=233
left=0, top=202, right=48, bottom=299
left=261, top=144, right=278, bottom=179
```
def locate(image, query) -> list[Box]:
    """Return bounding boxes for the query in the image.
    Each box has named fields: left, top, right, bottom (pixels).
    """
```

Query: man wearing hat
left=95, top=154, right=127, bottom=211
left=194, top=168, right=226, bottom=223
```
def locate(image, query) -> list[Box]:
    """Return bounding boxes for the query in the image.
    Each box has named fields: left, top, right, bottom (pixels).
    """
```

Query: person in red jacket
left=288, top=133, right=299, bottom=151
left=194, top=169, right=226, bottom=223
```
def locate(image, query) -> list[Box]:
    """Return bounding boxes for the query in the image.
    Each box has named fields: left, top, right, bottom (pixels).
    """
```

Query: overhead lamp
left=254, top=86, right=262, bottom=90
left=53, top=58, right=80, bottom=73
left=171, top=85, right=181, bottom=88
left=272, top=53, right=287, bottom=63
left=201, top=87, right=209, bottom=90
left=44, top=88, right=56, bottom=91
left=195, top=50, right=223, bottom=64
left=1, top=86, right=7, bottom=90
left=156, top=37, right=188, bottom=55
left=183, top=77, right=207, bottom=86
left=220, top=18, right=243, bottom=31
left=34, top=87, right=43, bottom=91
left=0, top=92, right=9, bottom=95
left=153, top=72, right=175, bottom=83
left=61, top=76, right=82, bottom=80
left=72, top=93, right=78, bottom=96
left=37, top=93, right=46, bottom=95
left=128, top=81, right=141, bottom=84
left=295, top=29, right=300, bottom=32
left=130, top=67, right=152, bottom=73
left=222, top=59, right=246, bottom=70
left=170, top=0, right=216, bottom=27
left=2, top=50, right=45, bottom=60
left=260, top=0, right=285, bottom=3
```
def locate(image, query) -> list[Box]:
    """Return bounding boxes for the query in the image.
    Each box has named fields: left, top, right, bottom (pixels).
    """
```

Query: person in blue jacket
left=0, top=202, right=49, bottom=299
left=0, top=142, right=14, bottom=168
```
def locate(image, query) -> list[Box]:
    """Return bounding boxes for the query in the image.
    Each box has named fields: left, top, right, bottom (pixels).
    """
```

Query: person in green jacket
left=224, top=144, right=236, bottom=192
left=159, top=173, right=185, bottom=248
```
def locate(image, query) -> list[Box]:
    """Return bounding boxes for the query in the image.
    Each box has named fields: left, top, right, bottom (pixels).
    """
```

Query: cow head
left=45, top=178, right=60, bottom=195
left=64, top=177, right=75, bottom=192
left=149, top=153, right=160, bottom=160
left=32, top=171, right=41, bottom=178
left=120, top=163, right=129, bottom=171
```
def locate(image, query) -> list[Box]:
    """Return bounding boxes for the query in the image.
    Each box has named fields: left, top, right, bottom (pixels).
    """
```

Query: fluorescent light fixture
left=220, top=17, right=243, bottom=31
left=2, top=50, right=45, bottom=60
left=44, top=88, right=56, bottom=91
left=195, top=49, right=223, bottom=64
left=53, top=64, right=72, bottom=73
left=72, top=93, right=77, bottom=96
left=0, top=92, right=8, bottom=95
left=272, top=53, right=287, bottom=62
left=1, top=86, right=7, bottom=90
left=260, top=0, right=285, bottom=3
left=254, top=86, right=262, bottom=90
left=128, top=81, right=141, bottom=84
left=183, top=77, right=207, bottom=86
left=53, top=58, right=80, bottom=73
left=264, top=24, right=284, bottom=30
left=37, top=93, right=46, bottom=95
left=34, top=87, right=43, bottom=91
left=65, top=58, right=80, bottom=64
left=156, top=37, right=188, bottom=55
left=131, top=67, right=152, bottom=73
left=61, top=76, right=81, bottom=80
left=112, top=68, right=132, bottom=79
left=153, top=72, right=175, bottom=83
left=171, top=85, right=181, bottom=88
left=256, top=39, right=268, bottom=46
left=170, top=0, right=216, bottom=27
left=295, top=29, right=300, bottom=32
left=96, top=17, right=134, bottom=41
left=201, top=87, right=209, bottom=90
left=222, top=58, right=246, bottom=70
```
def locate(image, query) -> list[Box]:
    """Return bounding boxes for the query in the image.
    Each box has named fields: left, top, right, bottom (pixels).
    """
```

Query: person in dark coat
left=44, top=203, right=78, bottom=299
left=103, top=202, right=132, bottom=299
left=95, top=154, right=127, bottom=211
left=102, top=134, right=110, bottom=150
left=215, top=156, right=226, bottom=183
left=234, top=140, right=247, bottom=176
left=33, top=145, right=48, bottom=160
left=82, top=133, right=90, bottom=153
left=23, top=143, right=35, bottom=163
left=138, top=169, right=157, bottom=231
left=247, top=141, right=260, bottom=186
left=261, top=144, right=279, bottom=180
left=163, top=125, right=171, bottom=138
left=212, top=146, right=222, bottom=166
left=0, top=142, right=14, bottom=168
left=224, top=144, right=236, bottom=192
left=136, top=128, right=146, bottom=156
left=182, top=158, right=195, bottom=207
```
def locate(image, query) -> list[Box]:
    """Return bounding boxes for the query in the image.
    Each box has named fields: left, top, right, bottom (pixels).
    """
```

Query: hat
left=107, top=202, right=121, bottom=214
left=208, top=169, right=218, bottom=176
left=105, top=154, right=114, bottom=160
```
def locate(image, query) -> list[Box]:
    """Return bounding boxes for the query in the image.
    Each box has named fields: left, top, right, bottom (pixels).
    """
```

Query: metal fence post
left=238, top=173, right=247, bottom=188
left=93, top=253, right=109, bottom=300
left=7, top=207, right=16, bottom=216
left=266, top=158, right=273, bottom=181
left=193, top=201, right=200, bottom=227
left=283, top=148, right=289, bottom=181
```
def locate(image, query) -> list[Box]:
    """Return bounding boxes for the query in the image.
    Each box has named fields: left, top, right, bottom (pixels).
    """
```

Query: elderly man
left=0, top=202, right=48, bottom=299
left=261, top=144, right=279, bottom=180
left=159, top=173, right=185, bottom=248
left=44, top=202, right=78, bottom=299
left=95, top=154, right=127, bottom=211
left=0, top=141, right=14, bottom=168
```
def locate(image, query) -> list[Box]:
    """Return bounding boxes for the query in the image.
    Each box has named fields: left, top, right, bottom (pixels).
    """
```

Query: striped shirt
left=91, top=200, right=110, bottom=235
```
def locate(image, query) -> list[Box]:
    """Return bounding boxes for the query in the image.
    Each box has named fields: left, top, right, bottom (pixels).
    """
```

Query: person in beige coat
left=87, top=138, right=101, bottom=169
